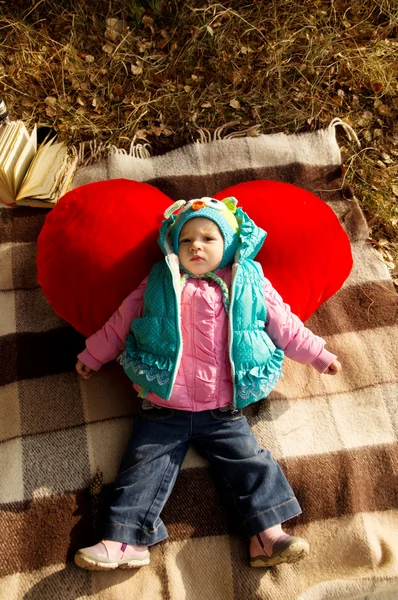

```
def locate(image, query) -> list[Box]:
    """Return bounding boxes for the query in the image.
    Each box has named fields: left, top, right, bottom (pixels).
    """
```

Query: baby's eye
left=203, top=236, right=214, bottom=241
left=179, top=238, right=190, bottom=243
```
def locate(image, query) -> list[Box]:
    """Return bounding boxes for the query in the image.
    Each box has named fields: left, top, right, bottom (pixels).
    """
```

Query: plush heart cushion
left=214, top=180, right=353, bottom=324
left=37, top=178, right=352, bottom=337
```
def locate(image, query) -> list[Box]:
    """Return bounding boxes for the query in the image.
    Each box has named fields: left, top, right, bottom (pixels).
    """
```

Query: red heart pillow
left=214, top=180, right=352, bottom=323
left=37, top=178, right=352, bottom=337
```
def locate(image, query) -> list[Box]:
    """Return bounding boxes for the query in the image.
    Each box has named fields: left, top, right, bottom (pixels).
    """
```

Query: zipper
left=191, top=282, right=197, bottom=411
left=166, top=256, right=183, bottom=399
left=228, top=263, right=238, bottom=408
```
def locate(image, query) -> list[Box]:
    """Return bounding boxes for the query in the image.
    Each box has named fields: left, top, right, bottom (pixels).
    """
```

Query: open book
left=0, top=121, right=77, bottom=208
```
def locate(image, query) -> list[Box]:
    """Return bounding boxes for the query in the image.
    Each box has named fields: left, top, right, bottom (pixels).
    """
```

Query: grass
left=1, top=0, right=397, bottom=278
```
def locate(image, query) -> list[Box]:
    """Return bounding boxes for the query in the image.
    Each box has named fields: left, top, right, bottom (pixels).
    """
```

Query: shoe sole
left=250, top=541, right=309, bottom=568
left=74, top=552, right=150, bottom=571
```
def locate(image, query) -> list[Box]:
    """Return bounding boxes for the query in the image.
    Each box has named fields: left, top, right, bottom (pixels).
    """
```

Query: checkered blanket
left=1, top=123, right=397, bottom=599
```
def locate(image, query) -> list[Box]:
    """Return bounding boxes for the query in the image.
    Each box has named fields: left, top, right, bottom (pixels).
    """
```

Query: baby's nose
left=190, top=239, right=201, bottom=250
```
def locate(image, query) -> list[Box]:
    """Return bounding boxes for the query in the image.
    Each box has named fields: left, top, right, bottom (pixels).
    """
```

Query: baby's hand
left=76, top=359, right=93, bottom=380
left=324, top=360, right=342, bottom=375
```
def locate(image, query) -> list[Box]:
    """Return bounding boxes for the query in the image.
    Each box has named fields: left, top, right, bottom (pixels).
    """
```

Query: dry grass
left=1, top=0, right=397, bottom=278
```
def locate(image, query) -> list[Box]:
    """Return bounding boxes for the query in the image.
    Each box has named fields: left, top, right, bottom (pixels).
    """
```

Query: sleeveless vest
left=119, top=258, right=284, bottom=409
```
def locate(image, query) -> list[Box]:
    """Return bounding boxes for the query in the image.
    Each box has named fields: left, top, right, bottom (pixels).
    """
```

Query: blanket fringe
left=77, top=136, right=151, bottom=167
left=75, top=119, right=359, bottom=166
left=328, top=118, right=361, bottom=148
left=195, top=121, right=262, bottom=144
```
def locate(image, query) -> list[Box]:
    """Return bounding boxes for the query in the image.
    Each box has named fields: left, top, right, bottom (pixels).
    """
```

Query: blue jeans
left=103, top=404, right=301, bottom=546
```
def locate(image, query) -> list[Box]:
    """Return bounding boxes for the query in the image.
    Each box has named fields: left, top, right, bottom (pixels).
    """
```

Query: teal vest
left=119, top=258, right=284, bottom=409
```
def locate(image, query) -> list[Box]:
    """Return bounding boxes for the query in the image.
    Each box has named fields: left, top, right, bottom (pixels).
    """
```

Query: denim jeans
left=102, top=403, right=301, bottom=546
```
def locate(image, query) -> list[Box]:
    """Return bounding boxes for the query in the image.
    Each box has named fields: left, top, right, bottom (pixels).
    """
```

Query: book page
left=0, top=122, right=19, bottom=204
left=16, top=154, right=78, bottom=207
left=16, top=141, right=67, bottom=200
left=2, top=123, right=31, bottom=196
left=26, top=150, right=69, bottom=199
left=13, top=125, right=37, bottom=194
left=0, top=122, right=17, bottom=158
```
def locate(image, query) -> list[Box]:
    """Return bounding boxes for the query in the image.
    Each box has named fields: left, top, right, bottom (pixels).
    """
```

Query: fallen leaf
left=377, top=104, right=392, bottom=117
left=206, top=25, right=214, bottom=36
left=85, top=55, right=95, bottom=64
left=105, top=18, right=129, bottom=43
left=229, top=99, right=240, bottom=109
left=201, top=102, right=212, bottom=108
left=143, top=15, right=154, bottom=34
left=131, top=63, right=143, bottom=75
left=113, top=83, right=124, bottom=96
left=44, top=96, right=57, bottom=107
left=331, top=95, right=343, bottom=107
left=363, top=130, right=372, bottom=142
left=138, top=40, right=154, bottom=53
left=45, top=105, right=56, bottom=118
left=102, top=43, right=115, bottom=54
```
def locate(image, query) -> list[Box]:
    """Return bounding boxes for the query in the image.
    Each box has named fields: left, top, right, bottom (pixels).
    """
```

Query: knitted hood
left=158, top=196, right=267, bottom=268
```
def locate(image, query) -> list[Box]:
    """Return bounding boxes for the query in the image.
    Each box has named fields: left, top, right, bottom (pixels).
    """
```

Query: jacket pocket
left=210, top=408, right=243, bottom=421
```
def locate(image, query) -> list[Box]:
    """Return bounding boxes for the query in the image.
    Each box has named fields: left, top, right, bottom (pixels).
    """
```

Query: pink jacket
left=78, top=266, right=336, bottom=411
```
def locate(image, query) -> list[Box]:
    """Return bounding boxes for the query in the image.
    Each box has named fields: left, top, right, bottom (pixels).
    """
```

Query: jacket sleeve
left=77, top=277, right=148, bottom=370
left=264, top=278, right=337, bottom=373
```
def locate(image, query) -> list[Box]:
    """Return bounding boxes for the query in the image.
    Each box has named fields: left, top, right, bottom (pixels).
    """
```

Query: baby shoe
left=250, top=534, right=309, bottom=568
left=74, top=539, right=150, bottom=570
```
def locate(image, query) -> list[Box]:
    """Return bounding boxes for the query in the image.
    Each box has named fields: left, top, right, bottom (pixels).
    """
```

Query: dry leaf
left=229, top=99, right=240, bottom=110
left=45, top=105, right=56, bottom=118
left=372, top=82, right=383, bottom=93
left=44, top=96, right=57, bottom=107
left=206, top=25, right=214, bottom=37
left=377, top=104, right=392, bottom=117
left=76, top=96, right=85, bottom=106
left=85, top=55, right=95, bottom=64
left=102, top=43, right=115, bottom=55
left=331, top=95, right=343, bottom=107
left=105, top=18, right=129, bottom=43
left=201, top=102, right=212, bottom=108
left=184, top=85, right=192, bottom=93
left=143, top=16, right=154, bottom=34
left=380, top=152, right=393, bottom=164
left=131, top=63, right=143, bottom=76
left=138, top=40, right=154, bottom=53
left=113, top=83, right=124, bottom=96
left=363, top=130, right=372, bottom=142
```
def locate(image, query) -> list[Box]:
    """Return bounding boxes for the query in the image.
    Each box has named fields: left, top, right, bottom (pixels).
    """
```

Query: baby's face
left=178, top=217, right=224, bottom=275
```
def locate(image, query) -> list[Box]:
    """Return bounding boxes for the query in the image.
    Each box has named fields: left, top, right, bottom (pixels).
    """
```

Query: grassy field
left=1, top=0, right=397, bottom=279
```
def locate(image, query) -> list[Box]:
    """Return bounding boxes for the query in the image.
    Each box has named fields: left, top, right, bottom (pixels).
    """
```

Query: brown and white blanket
left=0, top=122, right=397, bottom=600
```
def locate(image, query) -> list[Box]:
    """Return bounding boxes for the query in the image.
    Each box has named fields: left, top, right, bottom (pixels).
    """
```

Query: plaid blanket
left=1, top=123, right=397, bottom=600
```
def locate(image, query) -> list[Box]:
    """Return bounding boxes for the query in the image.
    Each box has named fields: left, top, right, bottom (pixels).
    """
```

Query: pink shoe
left=74, top=539, right=150, bottom=570
left=250, top=534, right=309, bottom=568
